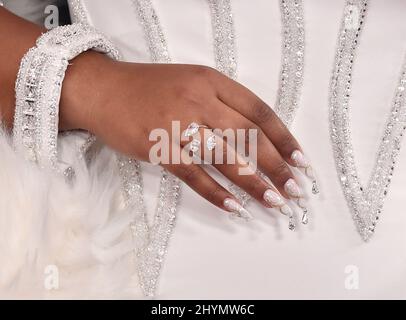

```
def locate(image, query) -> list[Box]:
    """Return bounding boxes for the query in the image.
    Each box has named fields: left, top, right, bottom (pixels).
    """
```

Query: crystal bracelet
left=13, top=23, right=121, bottom=168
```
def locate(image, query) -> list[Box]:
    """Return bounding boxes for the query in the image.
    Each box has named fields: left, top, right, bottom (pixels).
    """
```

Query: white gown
left=1, top=0, right=406, bottom=299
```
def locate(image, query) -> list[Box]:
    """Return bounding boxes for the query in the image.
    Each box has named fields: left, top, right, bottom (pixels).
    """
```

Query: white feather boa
left=0, top=126, right=141, bottom=299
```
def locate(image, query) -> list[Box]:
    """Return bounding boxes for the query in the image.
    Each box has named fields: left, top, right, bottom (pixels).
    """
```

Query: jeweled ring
left=184, top=122, right=209, bottom=137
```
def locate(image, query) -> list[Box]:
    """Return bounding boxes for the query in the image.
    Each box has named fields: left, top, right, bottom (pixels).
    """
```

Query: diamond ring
left=184, top=122, right=217, bottom=154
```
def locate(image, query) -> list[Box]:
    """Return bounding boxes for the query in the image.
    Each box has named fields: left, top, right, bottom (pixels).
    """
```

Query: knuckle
left=206, top=186, right=224, bottom=203
left=193, top=65, right=217, bottom=79
left=244, top=125, right=262, bottom=146
left=178, top=165, right=201, bottom=184
left=252, top=100, right=274, bottom=125
left=279, top=133, right=296, bottom=151
left=248, top=177, right=266, bottom=195
left=270, top=161, right=290, bottom=179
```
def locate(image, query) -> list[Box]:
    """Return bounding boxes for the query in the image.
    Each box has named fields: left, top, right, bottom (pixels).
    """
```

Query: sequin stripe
left=220, top=0, right=305, bottom=208
left=117, top=157, right=149, bottom=253
left=367, top=59, right=406, bottom=223
left=208, top=0, right=237, bottom=79
left=68, top=0, right=90, bottom=24
left=137, top=171, right=181, bottom=297
left=117, top=156, right=180, bottom=298
left=276, top=0, right=305, bottom=128
left=330, top=0, right=373, bottom=240
left=132, top=0, right=171, bottom=63
left=127, top=0, right=182, bottom=297
left=329, top=0, right=406, bottom=241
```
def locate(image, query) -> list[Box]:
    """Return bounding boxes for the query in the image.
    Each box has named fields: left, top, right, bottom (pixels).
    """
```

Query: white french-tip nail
left=291, top=151, right=320, bottom=188
left=224, top=198, right=253, bottom=221
left=284, top=178, right=302, bottom=198
left=291, top=150, right=310, bottom=168
left=280, top=204, right=293, bottom=216
left=263, top=189, right=285, bottom=207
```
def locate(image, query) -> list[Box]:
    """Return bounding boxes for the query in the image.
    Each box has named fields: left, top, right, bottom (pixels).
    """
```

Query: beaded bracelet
left=13, top=23, right=121, bottom=168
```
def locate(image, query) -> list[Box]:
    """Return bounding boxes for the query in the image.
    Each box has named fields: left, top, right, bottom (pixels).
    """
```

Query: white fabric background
left=68, top=0, right=406, bottom=299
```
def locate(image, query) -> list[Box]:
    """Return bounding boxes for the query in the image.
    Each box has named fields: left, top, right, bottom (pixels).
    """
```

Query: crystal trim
left=276, top=0, right=305, bottom=127
left=125, top=0, right=181, bottom=297
left=117, top=157, right=180, bottom=297
left=13, top=24, right=120, bottom=168
left=329, top=0, right=406, bottom=241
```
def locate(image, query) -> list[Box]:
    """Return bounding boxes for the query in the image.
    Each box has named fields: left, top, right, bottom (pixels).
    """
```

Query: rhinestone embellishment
left=276, top=0, right=305, bottom=127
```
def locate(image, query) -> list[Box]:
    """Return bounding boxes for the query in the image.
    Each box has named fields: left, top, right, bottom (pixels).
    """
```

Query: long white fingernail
left=291, top=150, right=320, bottom=195
left=291, top=150, right=310, bottom=168
left=297, top=197, right=307, bottom=209
left=280, top=204, right=293, bottom=216
left=284, top=178, right=302, bottom=198
left=263, top=189, right=285, bottom=207
left=224, top=198, right=253, bottom=221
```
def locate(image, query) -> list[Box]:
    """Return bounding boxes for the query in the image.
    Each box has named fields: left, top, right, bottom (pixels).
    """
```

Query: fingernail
left=284, top=178, right=302, bottom=198
left=224, top=198, right=253, bottom=221
left=297, top=197, right=307, bottom=209
left=263, top=189, right=285, bottom=207
left=280, top=204, right=293, bottom=216
left=291, top=150, right=310, bottom=168
left=291, top=150, right=320, bottom=195
left=263, top=189, right=294, bottom=216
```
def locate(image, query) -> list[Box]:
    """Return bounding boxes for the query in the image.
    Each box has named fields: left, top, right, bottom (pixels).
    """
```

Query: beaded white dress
left=2, top=0, right=406, bottom=299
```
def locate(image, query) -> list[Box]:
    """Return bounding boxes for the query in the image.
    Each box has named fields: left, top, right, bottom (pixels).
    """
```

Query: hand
left=60, top=52, right=309, bottom=218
